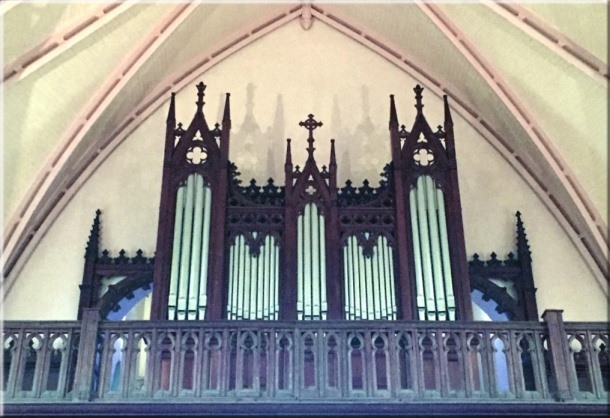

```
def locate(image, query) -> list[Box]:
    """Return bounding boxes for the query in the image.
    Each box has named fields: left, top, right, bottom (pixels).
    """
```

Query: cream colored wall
left=4, top=21, right=607, bottom=321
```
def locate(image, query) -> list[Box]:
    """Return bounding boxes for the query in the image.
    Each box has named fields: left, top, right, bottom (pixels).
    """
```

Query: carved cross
left=299, top=114, right=322, bottom=155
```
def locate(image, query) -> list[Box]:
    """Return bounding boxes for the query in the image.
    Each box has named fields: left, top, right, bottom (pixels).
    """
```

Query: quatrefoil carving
left=186, top=146, right=207, bottom=164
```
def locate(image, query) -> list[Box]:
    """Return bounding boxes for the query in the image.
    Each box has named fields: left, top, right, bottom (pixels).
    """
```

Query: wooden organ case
left=79, top=82, right=539, bottom=323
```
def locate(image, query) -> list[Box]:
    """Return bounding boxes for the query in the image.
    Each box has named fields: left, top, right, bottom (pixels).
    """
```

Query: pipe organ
left=149, top=82, right=474, bottom=322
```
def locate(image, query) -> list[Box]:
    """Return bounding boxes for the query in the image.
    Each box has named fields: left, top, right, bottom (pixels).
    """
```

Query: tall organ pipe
left=410, top=195, right=426, bottom=319
left=167, top=174, right=212, bottom=320
left=436, top=188, right=455, bottom=319
left=198, top=185, right=212, bottom=318
left=415, top=176, right=436, bottom=319
left=177, top=175, right=195, bottom=319
left=409, top=175, right=455, bottom=321
left=168, top=186, right=185, bottom=320
left=297, top=203, right=327, bottom=320
left=424, top=176, right=447, bottom=319
left=188, top=175, right=204, bottom=319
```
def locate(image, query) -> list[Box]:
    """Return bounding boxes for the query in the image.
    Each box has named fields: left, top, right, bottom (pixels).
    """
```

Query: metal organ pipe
left=342, top=235, right=396, bottom=320
left=297, top=203, right=327, bottom=320
left=226, top=234, right=279, bottom=320
left=409, top=175, right=455, bottom=320
left=167, top=174, right=212, bottom=320
left=178, top=174, right=195, bottom=319
left=436, top=188, right=456, bottom=320
left=198, top=185, right=212, bottom=318
left=425, top=175, right=447, bottom=320
left=188, top=175, right=204, bottom=320
left=168, top=186, right=185, bottom=320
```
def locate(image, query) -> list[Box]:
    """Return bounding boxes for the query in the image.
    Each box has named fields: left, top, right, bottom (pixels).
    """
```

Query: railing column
left=72, top=308, right=100, bottom=402
left=542, top=309, right=574, bottom=401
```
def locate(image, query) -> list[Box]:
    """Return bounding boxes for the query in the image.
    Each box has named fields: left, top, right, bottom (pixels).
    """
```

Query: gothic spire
left=443, top=94, right=453, bottom=127
left=222, top=92, right=231, bottom=128
left=85, top=209, right=101, bottom=260
left=389, top=94, right=398, bottom=129
left=330, top=138, right=337, bottom=167
left=167, top=92, right=176, bottom=123
left=516, top=211, right=531, bottom=262
left=285, top=138, right=293, bottom=168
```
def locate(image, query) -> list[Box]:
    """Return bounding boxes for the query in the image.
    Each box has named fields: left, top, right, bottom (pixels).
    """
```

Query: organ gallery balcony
left=2, top=310, right=608, bottom=415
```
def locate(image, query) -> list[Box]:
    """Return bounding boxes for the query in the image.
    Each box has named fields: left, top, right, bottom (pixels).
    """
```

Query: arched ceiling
left=2, top=2, right=608, bottom=296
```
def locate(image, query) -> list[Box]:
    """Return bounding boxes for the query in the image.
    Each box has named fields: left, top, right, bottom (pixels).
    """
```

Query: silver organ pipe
left=409, top=175, right=456, bottom=320
left=168, top=173, right=212, bottom=320
left=226, top=234, right=279, bottom=320
left=342, top=235, right=396, bottom=320
left=297, top=203, right=327, bottom=320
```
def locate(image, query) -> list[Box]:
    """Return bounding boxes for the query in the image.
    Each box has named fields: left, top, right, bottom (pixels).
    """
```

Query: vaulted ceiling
left=2, top=2, right=607, bottom=293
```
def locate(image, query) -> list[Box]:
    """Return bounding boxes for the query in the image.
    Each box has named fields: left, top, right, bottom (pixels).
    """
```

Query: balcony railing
left=2, top=310, right=608, bottom=412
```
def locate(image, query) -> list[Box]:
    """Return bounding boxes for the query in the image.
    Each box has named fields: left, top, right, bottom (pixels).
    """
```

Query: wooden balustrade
left=2, top=311, right=608, bottom=405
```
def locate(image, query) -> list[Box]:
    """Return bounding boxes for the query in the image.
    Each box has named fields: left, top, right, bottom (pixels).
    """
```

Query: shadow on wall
left=226, top=83, right=390, bottom=187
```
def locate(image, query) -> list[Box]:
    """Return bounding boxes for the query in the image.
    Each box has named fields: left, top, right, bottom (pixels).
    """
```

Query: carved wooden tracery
left=77, top=82, right=539, bottom=323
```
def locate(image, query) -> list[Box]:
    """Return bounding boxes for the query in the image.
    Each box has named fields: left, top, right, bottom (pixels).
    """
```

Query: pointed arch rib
left=417, top=2, right=607, bottom=281
left=2, top=4, right=303, bottom=298
left=3, top=3, right=198, bottom=293
left=2, top=1, right=136, bottom=87
left=486, top=2, right=608, bottom=83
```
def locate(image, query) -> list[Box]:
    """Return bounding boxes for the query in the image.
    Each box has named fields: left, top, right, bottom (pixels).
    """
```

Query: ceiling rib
left=2, top=2, right=135, bottom=88
left=486, top=2, right=608, bottom=83
left=313, top=4, right=608, bottom=290
left=2, top=3, right=198, bottom=290
left=2, top=4, right=303, bottom=298
left=418, top=2, right=608, bottom=278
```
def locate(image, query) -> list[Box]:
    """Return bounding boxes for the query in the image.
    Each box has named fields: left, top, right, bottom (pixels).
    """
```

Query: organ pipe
left=168, top=186, right=185, bottom=320
left=409, top=175, right=456, bottom=320
left=342, top=235, right=396, bottom=320
left=167, top=174, right=212, bottom=320
left=297, top=203, right=327, bottom=320
left=188, top=175, right=204, bottom=319
left=226, top=234, right=280, bottom=320
left=436, top=188, right=456, bottom=320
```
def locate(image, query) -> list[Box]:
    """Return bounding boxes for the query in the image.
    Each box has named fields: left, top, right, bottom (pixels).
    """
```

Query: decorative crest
left=414, top=84, right=424, bottom=114
left=299, top=114, right=323, bottom=156
left=196, top=82, right=206, bottom=110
